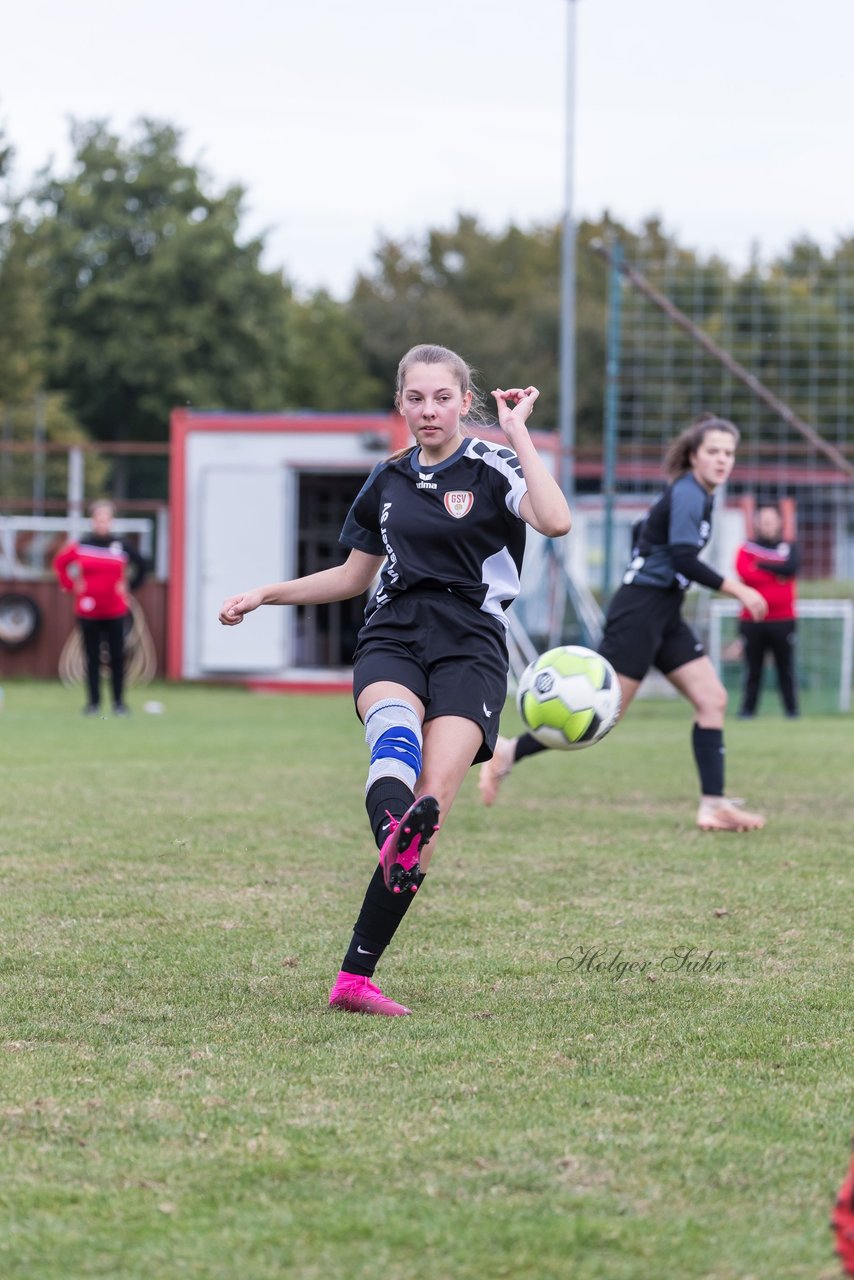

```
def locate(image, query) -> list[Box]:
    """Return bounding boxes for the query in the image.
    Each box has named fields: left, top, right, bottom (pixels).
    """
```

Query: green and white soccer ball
left=516, top=645, right=622, bottom=751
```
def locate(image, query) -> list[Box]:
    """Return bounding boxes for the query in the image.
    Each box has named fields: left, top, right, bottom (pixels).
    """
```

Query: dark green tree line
left=1, top=111, right=852, bottom=504
left=27, top=120, right=292, bottom=453
left=0, top=122, right=108, bottom=506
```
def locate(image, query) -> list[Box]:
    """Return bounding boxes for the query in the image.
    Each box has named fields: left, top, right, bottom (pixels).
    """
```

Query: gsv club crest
left=443, top=491, right=474, bottom=519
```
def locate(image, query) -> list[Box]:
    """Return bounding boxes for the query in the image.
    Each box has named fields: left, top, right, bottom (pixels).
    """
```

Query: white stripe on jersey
left=464, top=438, right=527, bottom=518
left=78, top=542, right=128, bottom=562
left=743, top=540, right=789, bottom=561
left=480, top=547, right=522, bottom=627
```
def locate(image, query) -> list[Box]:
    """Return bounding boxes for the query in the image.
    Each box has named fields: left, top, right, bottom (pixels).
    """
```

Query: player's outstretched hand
left=739, top=584, right=769, bottom=622
left=219, top=588, right=263, bottom=626
left=492, top=386, right=539, bottom=440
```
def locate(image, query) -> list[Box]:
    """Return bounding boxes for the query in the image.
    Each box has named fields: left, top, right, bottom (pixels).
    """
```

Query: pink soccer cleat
left=378, top=795, right=440, bottom=894
left=328, top=971, right=412, bottom=1016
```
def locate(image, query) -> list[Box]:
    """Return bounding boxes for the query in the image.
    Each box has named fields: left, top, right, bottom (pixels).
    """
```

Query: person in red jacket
left=53, top=500, right=147, bottom=716
left=735, top=504, right=799, bottom=717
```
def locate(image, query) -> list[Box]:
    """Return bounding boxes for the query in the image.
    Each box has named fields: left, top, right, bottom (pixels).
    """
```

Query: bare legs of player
left=479, top=661, right=765, bottom=831
left=664, top=658, right=764, bottom=831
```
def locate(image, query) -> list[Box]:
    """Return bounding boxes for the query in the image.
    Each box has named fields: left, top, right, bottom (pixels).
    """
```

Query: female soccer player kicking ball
left=219, top=344, right=571, bottom=1015
left=479, top=413, right=768, bottom=833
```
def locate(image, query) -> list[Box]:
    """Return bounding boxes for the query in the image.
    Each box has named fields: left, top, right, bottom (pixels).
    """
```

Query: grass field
left=0, top=680, right=851, bottom=1280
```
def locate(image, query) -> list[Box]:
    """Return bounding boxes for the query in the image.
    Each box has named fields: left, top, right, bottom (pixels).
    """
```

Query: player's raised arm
left=492, top=387, right=571, bottom=538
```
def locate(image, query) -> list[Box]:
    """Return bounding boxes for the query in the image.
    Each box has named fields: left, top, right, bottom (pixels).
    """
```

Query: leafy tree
left=26, top=119, right=293, bottom=491
left=0, top=123, right=46, bottom=405
left=349, top=214, right=563, bottom=421
left=285, top=289, right=384, bottom=410
left=0, top=394, right=109, bottom=510
left=0, top=218, right=48, bottom=408
left=347, top=212, right=632, bottom=443
left=762, top=237, right=854, bottom=439
left=0, top=121, right=99, bottom=508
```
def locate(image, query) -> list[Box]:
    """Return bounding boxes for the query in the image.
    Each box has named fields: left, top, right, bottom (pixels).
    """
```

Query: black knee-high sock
left=366, top=777, right=415, bottom=850
left=514, top=733, right=549, bottom=762
left=344, top=778, right=420, bottom=978
left=341, top=865, right=426, bottom=977
left=692, top=724, right=725, bottom=797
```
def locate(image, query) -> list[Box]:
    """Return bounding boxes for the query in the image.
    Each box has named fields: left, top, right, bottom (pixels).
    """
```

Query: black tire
left=0, top=592, right=42, bottom=650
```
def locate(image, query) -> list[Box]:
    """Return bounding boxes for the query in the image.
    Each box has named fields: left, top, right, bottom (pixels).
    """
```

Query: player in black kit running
left=479, top=414, right=768, bottom=832
left=219, top=344, right=571, bottom=1015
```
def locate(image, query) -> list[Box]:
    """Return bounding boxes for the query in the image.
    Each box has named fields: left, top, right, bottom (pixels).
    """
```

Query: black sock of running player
left=514, top=733, right=549, bottom=763
left=341, top=865, right=426, bottom=976
left=366, top=778, right=416, bottom=850
left=692, top=724, right=725, bottom=797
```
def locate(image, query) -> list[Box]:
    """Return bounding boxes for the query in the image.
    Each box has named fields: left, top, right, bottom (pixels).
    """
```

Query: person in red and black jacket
left=735, top=504, right=799, bottom=718
left=53, top=499, right=148, bottom=716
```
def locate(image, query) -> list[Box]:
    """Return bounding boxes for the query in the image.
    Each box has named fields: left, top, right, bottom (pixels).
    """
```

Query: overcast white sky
left=3, top=0, right=852, bottom=296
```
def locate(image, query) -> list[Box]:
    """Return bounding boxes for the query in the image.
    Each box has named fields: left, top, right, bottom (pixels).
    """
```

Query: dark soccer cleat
left=378, top=795, right=440, bottom=893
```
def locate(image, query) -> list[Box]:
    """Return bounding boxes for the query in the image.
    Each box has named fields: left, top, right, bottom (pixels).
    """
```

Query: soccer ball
left=516, top=645, right=621, bottom=751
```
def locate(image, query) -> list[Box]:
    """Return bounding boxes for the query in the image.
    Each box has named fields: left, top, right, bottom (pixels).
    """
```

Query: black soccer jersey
left=623, top=472, right=721, bottom=592
left=339, top=437, right=528, bottom=626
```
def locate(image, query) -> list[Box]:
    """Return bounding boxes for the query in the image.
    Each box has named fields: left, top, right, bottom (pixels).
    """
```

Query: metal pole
left=1, top=406, right=11, bottom=499
left=602, top=239, right=623, bottom=596
left=558, top=0, right=578, bottom=502
left=68, top=446, right=85, bottom=539
left=32, top=392, right=47, bottom=516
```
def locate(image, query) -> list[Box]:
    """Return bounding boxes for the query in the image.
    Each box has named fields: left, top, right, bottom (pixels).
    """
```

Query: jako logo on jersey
left=417, top=471, right=437, bottom=491
left=443, top=491, right=474, bottom=519
left=698, top=520, right=710, bottom=543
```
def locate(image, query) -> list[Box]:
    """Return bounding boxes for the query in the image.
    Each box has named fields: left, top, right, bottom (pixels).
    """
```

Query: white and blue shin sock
left=363, top=699, right=422, bottom=849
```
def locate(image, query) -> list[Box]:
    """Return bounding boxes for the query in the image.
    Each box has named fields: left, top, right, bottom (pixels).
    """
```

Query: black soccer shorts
left=598, top=583, right=705, bottom=683
left=351, top=589, right=509, bottom=764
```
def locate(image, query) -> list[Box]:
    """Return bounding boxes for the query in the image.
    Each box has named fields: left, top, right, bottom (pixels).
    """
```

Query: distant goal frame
left=708, top=599, right=854, bottom=714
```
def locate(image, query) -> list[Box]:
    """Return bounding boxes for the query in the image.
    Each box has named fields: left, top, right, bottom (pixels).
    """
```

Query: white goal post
left=708, top=599, right=854, bottom=713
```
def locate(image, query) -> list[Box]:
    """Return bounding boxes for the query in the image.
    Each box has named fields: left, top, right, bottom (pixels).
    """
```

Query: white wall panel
left=197, top=466, right=285, bottom=673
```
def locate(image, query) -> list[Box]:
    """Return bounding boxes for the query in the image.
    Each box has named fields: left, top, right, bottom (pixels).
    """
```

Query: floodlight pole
left=558, top=0, right=578, bottom=503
